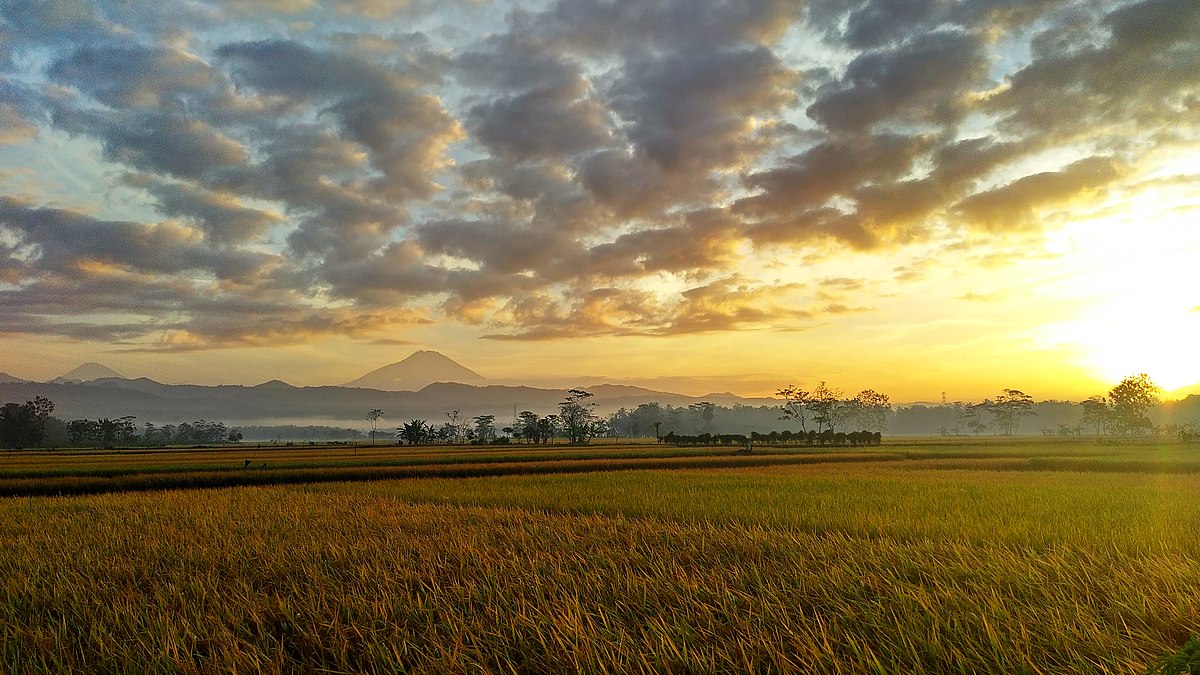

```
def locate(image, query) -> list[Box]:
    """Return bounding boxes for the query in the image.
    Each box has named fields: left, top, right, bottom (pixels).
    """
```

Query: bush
left=1149, top=637, right=1200, bottom=675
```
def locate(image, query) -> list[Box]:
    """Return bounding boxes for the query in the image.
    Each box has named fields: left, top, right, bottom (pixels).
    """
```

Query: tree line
left=0, top=398, right=246, bottom=449
left=4, top=372, right=1195, bottom=450
left=385, top=389, right=606, bottom=446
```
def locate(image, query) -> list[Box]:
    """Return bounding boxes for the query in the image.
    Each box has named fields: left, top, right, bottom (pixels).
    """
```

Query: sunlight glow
left=1038, top=187, right=1200, bottom=392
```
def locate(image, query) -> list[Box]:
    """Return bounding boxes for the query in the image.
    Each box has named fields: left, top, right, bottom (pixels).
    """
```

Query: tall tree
left=367, top=408, right=384, bottom=444
left=559, top=389, right=598, bottom=444
left=515, top=410, right=543, bottom=444
left=989, top=389, right=1035, bottom=435
left=809, top=382, right=850, bottom=433
left=688, top=401, right=715, bottom=431
left=1107, top=373, right=1161, bottom=434
left=443, top=410, right=466, bottom=444
left=472, top=414, right=496, bottom=443
left=852, top=389, right=891, bottom=432
left=776, top=385, right=811, bottom=433
left=1079, top=395, right=1112, bottom=435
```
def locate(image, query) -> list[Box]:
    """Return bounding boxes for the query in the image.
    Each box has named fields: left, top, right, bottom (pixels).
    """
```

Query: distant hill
left=344, top=351, right=485, bottom=391
left=0, top=377, right=743, bottom=427
left=51, top=362, right=125, bottom=383
left=0, top=372, right=27, bottom=384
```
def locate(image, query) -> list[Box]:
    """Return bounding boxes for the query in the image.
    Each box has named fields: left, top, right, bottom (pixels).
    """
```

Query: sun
left=1069, top=309, right=1200, bottom=392
left=1036, top=183, right=1200, bottom=394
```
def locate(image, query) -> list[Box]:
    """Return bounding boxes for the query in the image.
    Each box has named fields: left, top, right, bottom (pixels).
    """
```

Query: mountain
left=344, top=351, right=485, bottom=391
left=51, top=362, right=126, bottom=383
left=0, top=372, right=27, bottom=384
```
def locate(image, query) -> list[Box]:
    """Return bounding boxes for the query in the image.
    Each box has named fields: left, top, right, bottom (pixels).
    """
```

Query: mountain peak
left=52, top=362, right=126, bottom=383
left=344, top=351, right=484, bottom=391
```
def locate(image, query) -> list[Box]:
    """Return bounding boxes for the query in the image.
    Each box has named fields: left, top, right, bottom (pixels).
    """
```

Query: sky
left=0, top=0, right=1198, bottom=401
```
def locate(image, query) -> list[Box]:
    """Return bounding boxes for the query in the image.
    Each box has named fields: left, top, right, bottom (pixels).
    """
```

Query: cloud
left=0, top=102, right=36, bottom=144
left=953, top=156, right=1127, bottom=230
left=49, top=44, right=223, bottom=111
left=126, top=174, right=284, bottom=245
left=0, top=198, right=269, bottom=280
left=0, top=0, right=1195, bottom=351
left=467, top=77, right=612, bottom=161
left=989, top=0, right=1200, bottom=140
left=53, top=108, right=250, bottom=182
left=807, top=29, right=988, bottom=132
left=609, top=46, right=799, bottom=175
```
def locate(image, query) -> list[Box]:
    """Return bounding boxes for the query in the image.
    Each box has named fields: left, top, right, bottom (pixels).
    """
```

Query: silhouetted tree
left=0, top=396, right=54, bottom=449
left=515, top=410, right=544, bottom=443
left=810, top=382, right=851, bottom=433
left=777, top=385, right=811, bottom=433
left=689, top=401, right=715, bottom=431
left=989, top=389, right=1036, bottom=435
left=559, top=389, right=598, bottom=444
left=397, top=419, right=432, bottom=445
left=472, top=414, right=496, bottom=443
left=1107, top=373, right=1161, bottom=434
left=367, top=408, right=384, bottom=444
left=1079, top=395, right=1112, bottom=435
left=443, top=410, right=467, bottom=444
left=852, top=389, right=891, bottom=432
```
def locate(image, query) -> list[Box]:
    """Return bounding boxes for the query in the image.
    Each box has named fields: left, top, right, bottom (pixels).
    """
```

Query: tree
left=559, top=389, right=598, bottom=444
left=538, top=415, right=559, bottom=443
left=367, top=408, right=384, bottom=444
left=397, top=419, right=432, bottom=446
left=989, top=389, right=1035, bottom=435
left=1079, top=396, right=1112, bottom=435
left=809, top=382, right=851, bottom=433
left=472, top=414, right=496, bottom=443
left=852, top=389, right=891, bottom=432
left=1107, top=373, right=1161, bottom=434
left=777, top=385, right=810, bottom=433
left=443, top=410, right=467, bottom=444
left=689, top=401, right=715, bottom=431
left=515, top=410, right=545, bottom=444
left=0, top=396, right=54, bottom=449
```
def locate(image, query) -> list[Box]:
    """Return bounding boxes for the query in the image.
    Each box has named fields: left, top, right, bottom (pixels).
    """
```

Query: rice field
left=0, top=437, right=1197, bottom=673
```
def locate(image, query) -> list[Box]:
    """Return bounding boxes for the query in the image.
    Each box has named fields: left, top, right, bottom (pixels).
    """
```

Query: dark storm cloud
left=220, top=39, right=461, bottom=201
left=217, top=39, right=400, bottom=100
left=832, top=0, right=1068, bottom=49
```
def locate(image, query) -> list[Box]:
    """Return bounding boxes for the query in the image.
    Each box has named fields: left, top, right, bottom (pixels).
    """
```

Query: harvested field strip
left=0, top=450, right=901, bottom=498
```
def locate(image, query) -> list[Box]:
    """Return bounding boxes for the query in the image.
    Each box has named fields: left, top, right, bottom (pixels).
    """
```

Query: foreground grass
left=2, top=456, right=1199, bottom=672
left=0, top=489, right=1195, bottom=673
